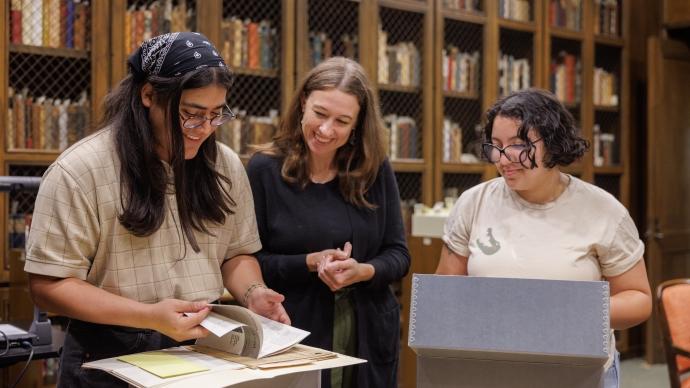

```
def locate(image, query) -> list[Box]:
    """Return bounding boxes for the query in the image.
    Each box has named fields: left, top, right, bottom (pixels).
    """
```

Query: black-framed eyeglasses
left=482, top=138, right=542, bottom=163
left=180, top=104, right=236, bottom=129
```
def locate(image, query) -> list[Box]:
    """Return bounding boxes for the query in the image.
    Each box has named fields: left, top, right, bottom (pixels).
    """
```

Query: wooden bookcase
left=0, top=1, right=631, bottom=386
left=0, top=1, right=109, bottom=385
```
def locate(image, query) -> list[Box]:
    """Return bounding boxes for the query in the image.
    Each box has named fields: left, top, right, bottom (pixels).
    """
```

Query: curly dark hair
left=483, top=88, right=589, bottom=169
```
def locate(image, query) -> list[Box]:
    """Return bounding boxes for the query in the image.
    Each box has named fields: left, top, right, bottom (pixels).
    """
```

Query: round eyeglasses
left=481, top=138, right=542, bottom=163
left=180, top=105, right=236, bottom=129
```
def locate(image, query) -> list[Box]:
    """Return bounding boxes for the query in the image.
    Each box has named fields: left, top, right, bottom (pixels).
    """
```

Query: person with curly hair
left=436, top=88, right=651, bottom=387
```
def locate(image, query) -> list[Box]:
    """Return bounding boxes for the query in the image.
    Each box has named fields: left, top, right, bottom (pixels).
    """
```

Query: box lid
left=408, top=274, right=610, bottom=365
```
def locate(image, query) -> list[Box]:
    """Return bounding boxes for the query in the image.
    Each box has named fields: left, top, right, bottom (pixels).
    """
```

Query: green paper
left=118, top=351, right=209, bottom=378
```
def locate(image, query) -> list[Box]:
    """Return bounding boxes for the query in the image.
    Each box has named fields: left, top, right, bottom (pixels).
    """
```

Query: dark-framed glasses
left=481, top=138, right=542, bottom=163
left=180, top=104, right=236, bottom=129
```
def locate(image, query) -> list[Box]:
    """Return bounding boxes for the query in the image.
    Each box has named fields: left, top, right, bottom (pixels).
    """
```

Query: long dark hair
left=253, top=57, right=386, bottom=209
left=100, top=66, right=236, bottom=253
left=483, top=88, right=589, bottom=168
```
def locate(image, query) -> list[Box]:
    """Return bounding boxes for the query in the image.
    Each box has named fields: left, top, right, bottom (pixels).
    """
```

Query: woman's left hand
left=318, top=257, right=374, bottom=291
left=246, top=286, right=292, bottom=325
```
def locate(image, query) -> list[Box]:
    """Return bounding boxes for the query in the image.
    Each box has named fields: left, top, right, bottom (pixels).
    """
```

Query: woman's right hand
left=306, top=242, right=353, bottom=272
left=147, top=299, right=211, bottom=342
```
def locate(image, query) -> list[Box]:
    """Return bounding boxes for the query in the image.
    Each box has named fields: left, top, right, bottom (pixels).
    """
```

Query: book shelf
left=0, top=1, right=109, bottom=384
left=0, top=1, right=631, bottom=386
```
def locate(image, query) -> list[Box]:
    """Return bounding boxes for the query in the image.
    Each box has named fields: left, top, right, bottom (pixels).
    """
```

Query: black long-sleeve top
left=247, top=153, right=410, bottom=388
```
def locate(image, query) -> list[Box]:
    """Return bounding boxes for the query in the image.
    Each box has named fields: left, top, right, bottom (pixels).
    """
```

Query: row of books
left=125, top=0, right=192, bottom=54
left=6, top=88, right=89, bottom=151
left=593, top=67, right=618, bottom=106
left=10, top=0, right=89, bottom=50
left=594, top=0, right=620, bottom=36
left=443, top=118, right=464, bottom=163
left=498, top=54, right=531, bottom=97
left=383, top=114, right=420, bottom=160
left=549, top=0, right=582, bottom=30
left=499, top=0, right=531, bottom=22
left=222, top=17, right=277, bottom=71
left=549, top=51, right=581, bottom=104
left=443, top=119, right=482, bottom=164
left=442, top=0, right=481, bottom=12
left=378, top=28, right=421, bottom=87
left=593, top=124, right=616, bottom=166
left=442, top=47, right=480, bottom=95
left=216, top=110, right=279, bottom=155
left=310, top=32, right=358, bottom=67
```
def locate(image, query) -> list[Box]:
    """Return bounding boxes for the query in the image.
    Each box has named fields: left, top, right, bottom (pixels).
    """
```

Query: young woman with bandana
left=436, top=88, right=651, bottom=387
left=24, top=32, right=289, bottom=387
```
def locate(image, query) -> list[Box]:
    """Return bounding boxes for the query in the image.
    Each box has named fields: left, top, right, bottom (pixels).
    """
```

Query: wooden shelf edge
left=594, top=35, right=624, bottom=47
left=498, top=18, right=537, bottom=32
left=233, top=67, right=279, bottom=78
left=378, top=83, right=421, bottom=94
left=442, top=9, right=486, bottom=24
left=549, top=27, right=584, bottom=41
left=391, top=160, right=426, bottom=172
left=378, top=0, right=429, bottom=13
left=440, top=163, right=487, bottom=174
left=442, top=90, right=480, bottom=100
left=4, top=152, right=59, bottom=164
left=9, top=44, right=90, bottom=59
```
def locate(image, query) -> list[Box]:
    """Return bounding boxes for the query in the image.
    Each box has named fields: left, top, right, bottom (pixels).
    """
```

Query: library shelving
left=0, top=1, right=632, bottom=386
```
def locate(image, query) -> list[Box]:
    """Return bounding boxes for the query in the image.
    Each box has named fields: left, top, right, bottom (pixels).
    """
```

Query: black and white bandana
left=128, top=32, right=227, bottom=80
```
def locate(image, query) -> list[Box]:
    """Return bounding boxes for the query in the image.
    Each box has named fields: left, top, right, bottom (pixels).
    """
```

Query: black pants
left=58, top=319, right=181, bottom=388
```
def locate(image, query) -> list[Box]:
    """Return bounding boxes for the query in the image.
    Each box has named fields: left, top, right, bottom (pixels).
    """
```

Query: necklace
left=310, top=170, right=336, bottom=184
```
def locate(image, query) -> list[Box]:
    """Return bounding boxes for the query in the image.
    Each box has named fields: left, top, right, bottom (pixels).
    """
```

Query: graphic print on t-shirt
left=476, top=227, right=501, bottom=255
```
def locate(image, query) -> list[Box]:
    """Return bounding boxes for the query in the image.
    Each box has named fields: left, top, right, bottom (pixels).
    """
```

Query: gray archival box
left=408, top=274, right=610, bottom=388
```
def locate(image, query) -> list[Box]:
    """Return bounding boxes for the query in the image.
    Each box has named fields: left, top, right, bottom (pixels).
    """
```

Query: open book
left=193, top=304, right=310, bottom=359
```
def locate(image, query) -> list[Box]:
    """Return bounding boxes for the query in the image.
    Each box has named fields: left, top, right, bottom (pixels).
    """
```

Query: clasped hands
left=307, top=242, right=374, bottom=291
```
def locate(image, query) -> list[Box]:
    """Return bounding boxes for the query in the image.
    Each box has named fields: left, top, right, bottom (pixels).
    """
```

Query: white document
left=195, top=304, right=310, bottom=359
left=82, top=346, right=243, bottom=388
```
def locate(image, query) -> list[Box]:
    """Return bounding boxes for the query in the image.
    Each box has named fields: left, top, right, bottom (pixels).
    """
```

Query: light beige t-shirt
left=443, top=175, right=644, bottom=368
left=24, top=128, right=261, bottom=304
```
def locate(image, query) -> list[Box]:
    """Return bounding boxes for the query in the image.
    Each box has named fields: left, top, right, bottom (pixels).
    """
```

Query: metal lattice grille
left=594, top=44, right=621, bottom=107
left=308, top=0, right=359, bottom=66
left=593, top=111, right=620, bottom=166
left=395, top=172, right=422, bottom=236
left=499, top=28, right=533, bottom=97
left=216, top=0, right=283, bottom=156
left=443, top=99, right=483, bottom=163
left=218, top=77, right=281, bottom=156
left=442, top=18, right=483, bottom=163
left=379, top=7, right=424, bottom=161
left=7, top=165, right=49, bottom=250
left=594, top=174, right=621, bottom=200
left=550, top=38, right=582, bottom=105
left=442, top=173, right=482, bottom=199
left=125, top=0, right=197, bottom=54
left=7, top=0, right=92, bottom=152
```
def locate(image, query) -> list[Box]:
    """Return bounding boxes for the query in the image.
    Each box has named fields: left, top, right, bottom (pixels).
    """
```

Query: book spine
left=11, top=0, right=22, bottom=44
